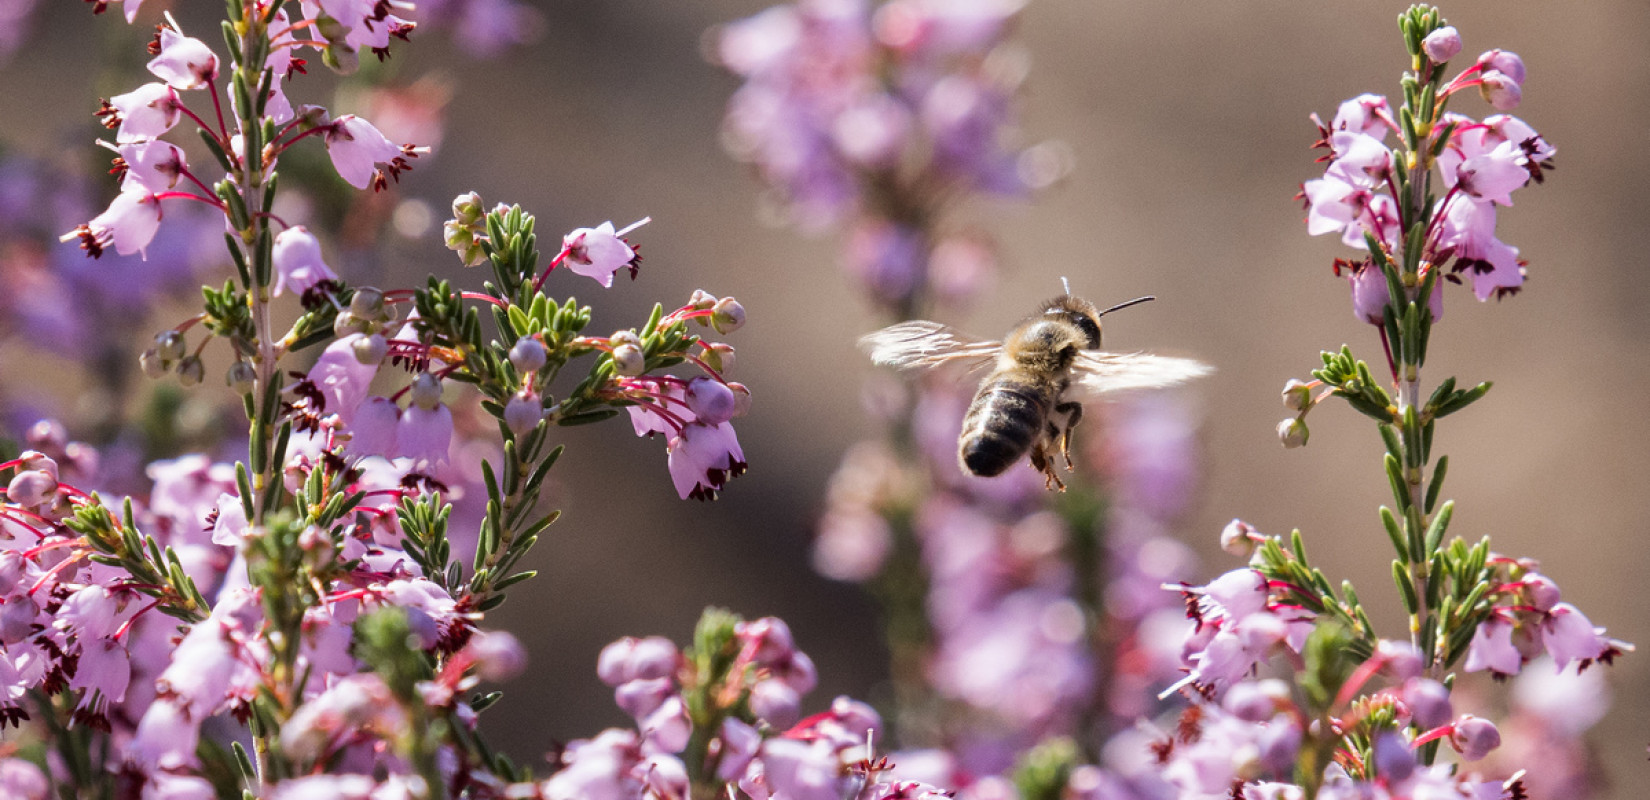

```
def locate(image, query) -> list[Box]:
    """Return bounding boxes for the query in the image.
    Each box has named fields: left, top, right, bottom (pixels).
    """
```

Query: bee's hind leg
left=1053, top=401, right=1083, bottom=471
left=1029, top=430, right=1066, bottom=492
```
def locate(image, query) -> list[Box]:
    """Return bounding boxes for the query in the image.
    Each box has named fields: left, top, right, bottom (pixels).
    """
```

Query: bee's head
left=1039, top=295, right=1103, bottom=349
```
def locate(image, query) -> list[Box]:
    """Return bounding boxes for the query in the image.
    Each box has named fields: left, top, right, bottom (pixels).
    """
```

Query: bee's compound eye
left=1071, top=315, right=1101, bottom=349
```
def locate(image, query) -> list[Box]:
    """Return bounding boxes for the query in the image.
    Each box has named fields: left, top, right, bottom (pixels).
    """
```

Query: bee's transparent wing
left=859, top=321, right=1000, bottom=373
left=1069, top=351, right=1213, bottom=399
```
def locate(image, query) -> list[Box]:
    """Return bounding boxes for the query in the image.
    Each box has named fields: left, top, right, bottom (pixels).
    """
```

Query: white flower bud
left=1277, top=417, right=1309, bottom=449
left=728, top=382, right=752, bottom=418
left=410, top=373, right=443, bottom=411
left=139, top=347, right=167, bottom=379
left=712, top=297, right=746, bottom=334
left=226, top=361, right=257, bottom=390
left=687, top=289, right=717, bottom=311
left=1281, top=379, right=1314, bottom=412
left=333, top=311, right=369, bottom=337
left=349, top=286, right=386, bottom=319
left=1220, top=518, right=1258, bottom=557
left=451, top=191, right=485, bottom=225
left=701, top=342, right=735, bottom=375
left=352, top=333, right=387, bottom=365
left=612, top=344, right=646, bottom=377
left=509, top=336, right=547, bottom=374
left=155, top=330, right=186, bottom=363
left=176, top=356, right=204, bottom=386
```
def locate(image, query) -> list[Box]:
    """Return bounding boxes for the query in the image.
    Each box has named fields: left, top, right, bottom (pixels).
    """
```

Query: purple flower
left=666, top=421, right=747, bottom=501
left=324, top=115, right=406, bottom=190
left=272, top=226, right=340, bottom=297
left=108, top=83, right=183, bottom=142
left=1421, top=26, right=1462, bottom=62
left=147, top=28, right=219, bottom=90
left=118, top=140, right=187, bottom=194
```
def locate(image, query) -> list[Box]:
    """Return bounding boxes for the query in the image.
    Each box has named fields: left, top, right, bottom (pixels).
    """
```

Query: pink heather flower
left=324, top=115, right=405, bottom=189
left=142, top=775, right=216, bottom=800
left=58, top=584, right=124, bottom=640
left=831, top=93, right=911, bottom=167
left=211, top=492, right=250, bottom=546
left=667, top=421, right=747, bottom=501
left=1326, top=132, right=1393, bottom=188
left=640, top=695, right=692, bottom=752
left=543, top=728, right=646, bottom=800
left=1401, top=677, right=1453, bottom=729
left=1421, top=26, right=1462, bottom=63
left=130, top=699, right=202, bottom=769
left=346, top=396, right=401, bottom=458
left=0, top=759, right=48, bottom=800
left=1450, top=141, right=1529, bottom=206
left=109, top=83, right=183, bottom=142
left=396, top=403, right=454, bottom=464
left=1435, top=197, right=1522, bottom=300
left=1463, top=617, right=1522, bottom=676
left=1330, top=93, right=1393, bottom=140
left=118, top=139, right=187, bottom=193
left=267, top=774, right=379, bottom=800
left=69, top=638, right=132, bottom=717
left=87, top=188, right=164, bottom=258
left=272, top=226, right=340, bottom=297
left=308, top=334, right=378, bottom=422
left=562, top=219, right=648, bottom=287
left=749, top=678, right=802, bottom=728
left=147, top=28, right=219, bottom=90
left=1541, top=602, right=1616, bottom=669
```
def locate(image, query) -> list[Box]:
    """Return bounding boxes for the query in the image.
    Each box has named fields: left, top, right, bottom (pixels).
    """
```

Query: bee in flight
left=860, top=290, right=1211, bottom=491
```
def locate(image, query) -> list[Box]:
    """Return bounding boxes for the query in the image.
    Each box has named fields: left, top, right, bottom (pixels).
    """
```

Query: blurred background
left=2, top=0, right=1646, bottom=794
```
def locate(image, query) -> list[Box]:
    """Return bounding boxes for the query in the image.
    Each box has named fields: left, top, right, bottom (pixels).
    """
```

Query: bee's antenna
left=1061, top=276, right=1072, bottom=296
left=1097, top=296, right=1155, bottom=316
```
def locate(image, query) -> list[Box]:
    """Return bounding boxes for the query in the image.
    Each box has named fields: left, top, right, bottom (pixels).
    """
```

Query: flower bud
left=700, top=342, right=736, bottom=375
left=612, top=344, right=646, bottom=377
left=687, top=289, right=717, bottom=311
left=349, top=286, right=386, bottom=319
left=1449, top=714, right=1501, bottom=761
left=1403, top=678, right=1453, bottom=729
left=504, top=391, right=544, bottom=438
left=1421, top=26, right=1461, bottom=62
left=711, top=297, right=746, bottom=334
left=611, top=330, right=642, bottom=349
left=155, top=330, right=186, bottom=363
left=451, top=191, right=485, bottom=226
left=1277, top=417, right=1309, bottom=448
left=0, top=595, right=37, bottom=643
left=467, top=630, right=528, bottom=683
left=1376, top=640, right=1424, bottom=681
left=226, top=361, right=257, bottom=390
left=410, top=373, right=443, bottom=411
left=1478, top=71, right=1522, bottom=111
left=1220, top=518, right=1258, bottom=557
left=25, top=422, right=66, bottom=453
left=1373, top=732, right=1416, bottom=782
left=176, top=355, right=204, bottom=386
left=728, top=382, right=753, bottom=418
left=1476, top=49, right=1526, bottom=85
left=685, top=378, right=736, bottom=426
left=352, top=333, right=387, bottom=365
left=333, top=310, right=369, bottom=337
left=509, top=336, right=547, bottom=374
left=1280, top=379, right=1314, bottom=412
left=6, top=470, right=55, bottom=507
left=1520, top=572, right=1562, bottom=611
left=139, top=347, right=167, bottom=379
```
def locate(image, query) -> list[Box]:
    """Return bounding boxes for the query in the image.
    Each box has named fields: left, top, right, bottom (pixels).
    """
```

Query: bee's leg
left=1053, top=401, right=1083, bottom=471
left=1030, top=426, right=1066, bottom=491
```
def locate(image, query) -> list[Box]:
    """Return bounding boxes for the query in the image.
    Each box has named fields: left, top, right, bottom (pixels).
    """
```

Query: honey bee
left=860, top=292, right=1211, bottom=490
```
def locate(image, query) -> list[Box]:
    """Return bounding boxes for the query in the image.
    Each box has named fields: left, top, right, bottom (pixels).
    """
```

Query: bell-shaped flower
left=1329, top=93, right=1392, bottom=140
left=1541, top=603, right=1617, bottom=670
left=396, top=403, right=453, bottom=465
left=323, top=115, right=404, bottom=189
left=119, top=140, right=187, bottom=193
left=1463, top=616, right=1522, bottom=676
left=147, top=28, right=219, bottom=90
left=666, top=421, right=747, bottom=501
left=110, top=83, right=183, bottom=143
left=345, top=396, right=400, bottom=459
left=1435, top=197, right=1522, bottom=300
left=563, top=219, right=647, bottom=287
left=1451, top=140, right=1529, bottom=206
left=86, top=188, right=164, bottom=258
left=272, top=225, right=339, bottom=297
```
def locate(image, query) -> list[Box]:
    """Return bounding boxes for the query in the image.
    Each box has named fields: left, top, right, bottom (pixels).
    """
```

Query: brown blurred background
left=4, top=0, right=1647, bottom=794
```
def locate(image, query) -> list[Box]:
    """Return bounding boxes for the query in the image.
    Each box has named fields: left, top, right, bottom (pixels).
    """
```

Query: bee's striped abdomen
left=958, top=376, right=1052, bottom=477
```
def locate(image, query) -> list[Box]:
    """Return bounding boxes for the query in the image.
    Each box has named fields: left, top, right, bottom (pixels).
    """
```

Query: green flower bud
left=711, top=297, right=746, bottom=334
left=1277, top=417, right=1309, bottom=449
left=612, top=344, right=646, bottom=377
left=177, top=355, right=205, bottom=387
